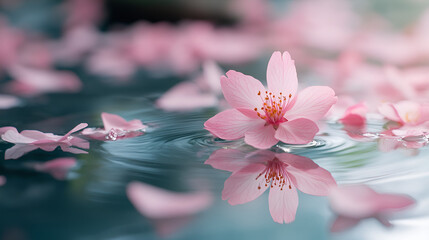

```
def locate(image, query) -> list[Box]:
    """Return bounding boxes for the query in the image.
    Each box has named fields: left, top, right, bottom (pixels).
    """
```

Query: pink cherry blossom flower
left=378, top=101, right=429, bottom=126
left=127, top=181, right=213, bottom=237
left=5, top=65, right=82, bottom=96
left=156, top=61, right=223, bottom=111
left=82, top=113, right=147, bottom=141
left=32, top=157, right=77, bottom=180
left=329, top=185, right=415, bottom=232
left=205, top=149, right=337, bottom=223
left=204, top=51, right=337, bottom=149
left=0, top=123, right=89, bottom=160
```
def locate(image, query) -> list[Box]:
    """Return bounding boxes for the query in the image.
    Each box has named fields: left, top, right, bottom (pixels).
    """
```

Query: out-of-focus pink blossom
left=127, top=181, right=213, bottom=237
left=205, top=51, right=337, bottom=149
left=381, top=66, right=429, bottom=102
left=329, top=185, right=415, bottom=232
left=0, top=16, right=24, bottom=73
left=0, top=94, right=20, bottom=109
left=62, top=0, right=104, bottom=28
left=206, top=149, right=336, bottom=224
left=50, top=25, right=100, bottom=65
left=86, top=47, right=137, bottom=79
left=32, top=157, right=77, bottom=180
left=0, top=123, right=89, bottom=160
left=378, top=101, right=429, bottom=126
left=0, top=175, right=6, bottom=186
left=268, top=0, right=358, bottom=52
left=339, top=102, right=367, bottom=126
left=82, top=113, right=146, bottom=141
left=156, top=61, right=223, bottom=111
left=5, top=65, right=82, bottom=96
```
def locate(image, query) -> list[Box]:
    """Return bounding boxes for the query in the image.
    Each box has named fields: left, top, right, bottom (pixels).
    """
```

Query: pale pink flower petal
left=7, top=65, right=82, bottom=96
left=0, top=126, right=16, bottom=136
left=101, top=113, right=145, bottom=132
left=205, top=149, right=255, bottom=172
left=204, top=109, right=264, bottom=140
left=378, top=103, right=401, bottom=123
left=202, top=60, right=223, bottom=94
left=330, top=216, right=360, bottom=232
left=5, top=144, right=38, bottom=160
left=286, top=86, right=337, bottom=121
left=329, top=185, right=415, bottom=219
left=33, top=157, right=77, bottom=180
left=269, top=184, right=299, bottom=224
left=127, top=182, right=212, bottom=219
left=83, top=113, right=146, bottom=141
left=0, top=94, right=20, bottom=109
left=244, top=124, right=278, bottom=149
left=222, top=163, right=269, bottom=205
left=277, top=154, right=337, bottom=196
left=220, top=70, right=265, bottom=115
left=266, top=51, right=298, bottom=97
left=2, top=124, right=89, bottom=159
left=156, top=81, right=218, bottom=111
left=339, top=102, right=367, bottom=126
left=275, top=118, right=319, bottom=144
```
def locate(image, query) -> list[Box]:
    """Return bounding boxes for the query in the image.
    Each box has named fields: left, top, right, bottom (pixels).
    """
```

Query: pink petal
left=126, top=182, right=212, bottom=219
left=275, top=118, right=319, bottom=144
left=330, top=216, right=361, bottom=232
left=0, top=94, right=20, bottom=109
left=266, top=51, right=298, bottom=98
left=202, top=60, right=223, bottom=94
left=220, top=70, right=265, bottom=115
left=339, top=102, right=367, bottom=126
left=276, top=153, right=337, bottom=196
left=58, top=123, right=88, bottom=141
left=5, top=144, right=38, bottom=160
left=375, top=194, right=415, bottom=212
left=268, top=184, right=299, bottom=224
left=244, top=124, right=278, bottom=149
left=101, top=113, right=145, bottom=131
left=205, top=149, right=249, bottom=172
left=2, top=129, right=35, bottom=144
left=156, top=81, right=218, bottom=111
left=222, top=163, right=269, bottom=205
left=0, top=126, right=16, bottom=136
left=204, top=109, right=264, bottom=140
left=286, top=86, right=337, bottom=121
left=378, top=103, right=401, bottom=123
left=329, top=185, right=415, bottom=219
left=206, top=149, right=275, bottom=172
left=21, top=130, right=56, bottom=141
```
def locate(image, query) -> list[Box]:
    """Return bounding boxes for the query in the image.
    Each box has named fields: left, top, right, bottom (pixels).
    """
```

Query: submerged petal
left=268, top=183, right=299, bottom=224
left=222, top=163, right=269, bottom=205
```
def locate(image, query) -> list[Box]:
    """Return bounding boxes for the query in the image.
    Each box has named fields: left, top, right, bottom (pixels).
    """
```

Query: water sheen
left=0, top=90, right=428, bottom=240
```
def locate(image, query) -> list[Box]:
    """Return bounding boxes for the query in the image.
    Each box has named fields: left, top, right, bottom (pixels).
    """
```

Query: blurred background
left=1, top=1, right=429, bottom=240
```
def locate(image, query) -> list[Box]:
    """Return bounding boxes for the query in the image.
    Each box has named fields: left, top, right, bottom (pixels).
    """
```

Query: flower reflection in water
left=206, top=149, right=336, bottom=223
left=329, top=185, right=415, bottom=232
left=127, top=182, right=213, bottom=237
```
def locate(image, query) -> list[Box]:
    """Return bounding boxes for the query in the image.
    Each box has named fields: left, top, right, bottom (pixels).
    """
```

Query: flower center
left=256, top=158, right=292, bottom=191
left=254, top=91, right=292, bottom=128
